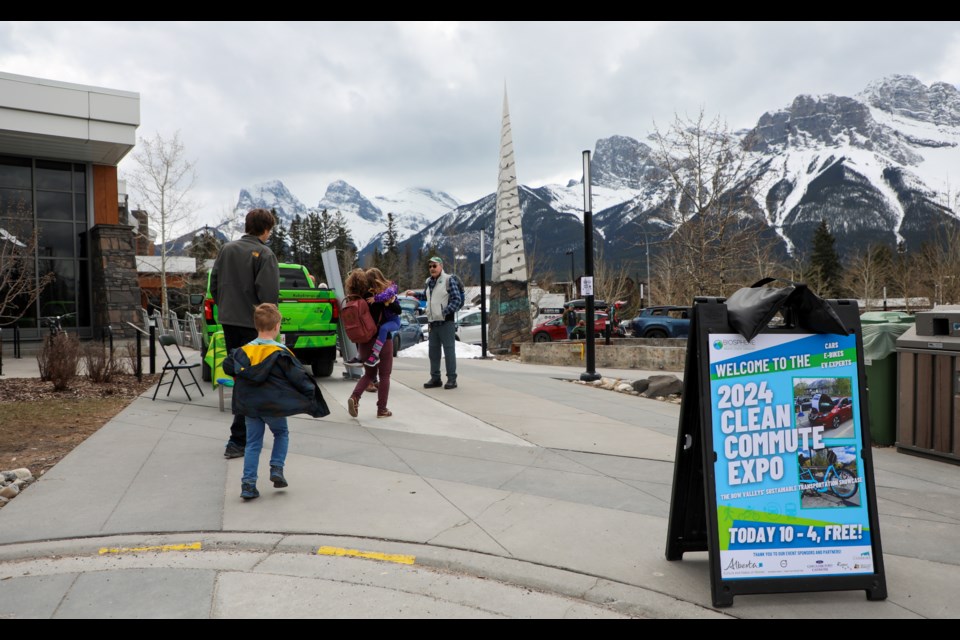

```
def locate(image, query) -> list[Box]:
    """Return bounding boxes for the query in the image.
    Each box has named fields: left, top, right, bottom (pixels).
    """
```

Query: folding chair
left=152, top=335, right=205, bottom=401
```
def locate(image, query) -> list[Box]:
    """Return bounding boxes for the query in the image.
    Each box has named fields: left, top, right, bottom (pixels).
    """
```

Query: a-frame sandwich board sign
left=665, top=296, right=887, bottom=607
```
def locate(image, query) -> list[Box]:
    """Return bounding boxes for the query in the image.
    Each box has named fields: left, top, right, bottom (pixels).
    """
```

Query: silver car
left=455, top=308, right=485, bottom=345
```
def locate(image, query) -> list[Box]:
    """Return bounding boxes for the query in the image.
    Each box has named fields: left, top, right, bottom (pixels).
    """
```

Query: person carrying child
left=346, top=268, right=400, bottom=419
left=223, top=303, right=330, bottom=501
left=362, top=267, right=401, bottom=368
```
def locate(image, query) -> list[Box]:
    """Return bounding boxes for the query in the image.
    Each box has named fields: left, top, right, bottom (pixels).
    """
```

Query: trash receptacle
left=860, top=311, right=916, bottom=325
left=862, top=317, right=914, bottom=445
left=896, top=306, right=960, bottom=463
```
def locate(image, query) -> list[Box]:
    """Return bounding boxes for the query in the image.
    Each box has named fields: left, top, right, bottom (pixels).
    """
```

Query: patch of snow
left=397, top=340, right=484, bottom=359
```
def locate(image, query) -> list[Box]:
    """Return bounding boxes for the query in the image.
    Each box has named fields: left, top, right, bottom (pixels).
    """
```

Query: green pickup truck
left=202, top=263, right=339, bottom=379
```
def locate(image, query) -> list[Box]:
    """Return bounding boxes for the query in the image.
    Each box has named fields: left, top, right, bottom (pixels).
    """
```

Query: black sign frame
left=665, top=297, right=887, bottom=607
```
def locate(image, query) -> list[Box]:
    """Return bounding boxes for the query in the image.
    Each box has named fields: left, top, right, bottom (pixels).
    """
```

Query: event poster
left=708, top=332, right=875, bottom=580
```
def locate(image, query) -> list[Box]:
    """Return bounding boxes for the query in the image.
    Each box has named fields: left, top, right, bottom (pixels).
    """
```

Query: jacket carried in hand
left=223, top=340, right=330, bottom=418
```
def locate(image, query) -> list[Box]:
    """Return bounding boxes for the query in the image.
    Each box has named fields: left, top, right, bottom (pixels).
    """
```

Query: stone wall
left=487, top=280, right=533, bottom=352
left=519, top=338, right=687, bottom=371
left=89, top=224, right=141, bottom=339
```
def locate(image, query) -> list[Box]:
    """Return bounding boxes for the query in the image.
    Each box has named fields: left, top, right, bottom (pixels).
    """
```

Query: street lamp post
left=642, top=230, right=651, bottom=308
left=479, top=232, right=489, bottom=359
left=580, top=150, right=600, bottom=382
left=565, top=249, right=575, bottom=299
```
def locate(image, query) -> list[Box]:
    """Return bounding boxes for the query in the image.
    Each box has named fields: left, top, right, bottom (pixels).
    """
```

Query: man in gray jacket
left=209, top=208, right=279, bottom=458
left=422, top=256, right=462, bottom=390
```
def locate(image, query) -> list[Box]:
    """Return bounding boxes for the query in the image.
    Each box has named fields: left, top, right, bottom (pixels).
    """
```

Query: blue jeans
left=377, top=315, right=401, bottom=345
left=243, top=416, right=289, bottom=485
left=428, top=319, right=457, bottom=382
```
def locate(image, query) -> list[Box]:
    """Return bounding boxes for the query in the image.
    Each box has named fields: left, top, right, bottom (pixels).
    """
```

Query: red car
left=807, top=395, right=853, bottom=429
left=532, top=312, right=608, bottom=342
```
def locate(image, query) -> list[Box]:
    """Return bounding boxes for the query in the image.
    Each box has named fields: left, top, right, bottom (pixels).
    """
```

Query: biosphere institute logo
left=712, top=337, right=755, bottom=351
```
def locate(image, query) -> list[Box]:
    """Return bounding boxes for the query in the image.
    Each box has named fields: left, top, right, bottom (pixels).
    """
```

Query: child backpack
left=340, top=295, right=378, bottom=344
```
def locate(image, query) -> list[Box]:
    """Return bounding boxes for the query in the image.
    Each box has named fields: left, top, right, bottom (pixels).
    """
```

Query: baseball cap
left=428, top=256, right=443, bottom=265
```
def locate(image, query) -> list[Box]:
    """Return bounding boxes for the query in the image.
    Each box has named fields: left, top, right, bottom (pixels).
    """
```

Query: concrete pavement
left=0, top=346, right=958, bottom=618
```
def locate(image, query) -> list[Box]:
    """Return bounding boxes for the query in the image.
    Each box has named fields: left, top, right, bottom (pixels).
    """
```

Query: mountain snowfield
left=184, top=75, right=960, bottom=277
left=219, top=179, right=461, bottom=251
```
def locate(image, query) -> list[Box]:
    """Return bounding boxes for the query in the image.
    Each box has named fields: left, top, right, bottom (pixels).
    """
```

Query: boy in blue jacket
left=223, top=303, right=330, bottom=500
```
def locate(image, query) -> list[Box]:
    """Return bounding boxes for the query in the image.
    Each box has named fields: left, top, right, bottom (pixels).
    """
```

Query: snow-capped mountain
left=209, top=179, right=460, bottom=251
left=393, top=75, right=960, bottom=280
left=164, top=75, right=960, bottom=283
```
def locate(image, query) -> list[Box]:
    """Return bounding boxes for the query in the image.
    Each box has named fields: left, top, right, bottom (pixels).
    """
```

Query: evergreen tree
left=266, top=209, right=289, bottom=262
left=188, top=226, right=222, bottom=266
left=381, top=212, right=403, bottom=284
left=810, top=219, right=844, bottom=298
left=288, top=214, right=304, bottom=265
left=301, top=211, right=327, bottom=283
left=331, top=210, right=356, bottom=278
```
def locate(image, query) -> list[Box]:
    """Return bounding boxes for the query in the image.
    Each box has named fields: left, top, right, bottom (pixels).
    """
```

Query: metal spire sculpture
left=487, top=86, right=532, bottom=351
left=492, top=88, right=527, bottom=282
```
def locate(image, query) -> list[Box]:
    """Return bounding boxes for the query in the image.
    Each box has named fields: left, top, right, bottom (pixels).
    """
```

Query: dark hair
left=245, top=208, right=276, bottom=236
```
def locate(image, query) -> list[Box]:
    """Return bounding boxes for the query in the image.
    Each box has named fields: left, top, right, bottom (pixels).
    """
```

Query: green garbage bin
left=860, top=311, right=916, bottom=325
left=862, top=319, right=913, bottom=445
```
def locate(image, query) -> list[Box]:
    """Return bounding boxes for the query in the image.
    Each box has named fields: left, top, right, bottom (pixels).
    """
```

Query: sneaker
left=347, top=396, right=359, bottom=418
left=377, top=408, right=393, bottom=418
left=364, top=354, right=380, bottom=367
left=365, top=381, right=378, bottom=393
left=345, top=356, right=362, bottom=364
left=270, top=466, right=288, bottom=488
left=224, top=442, right=245, bottom=459
left=444, top=381, right=458, bottom=389
left=240, top=483, right=259, bottom=500
left=423, top=379, right=442, bottom=388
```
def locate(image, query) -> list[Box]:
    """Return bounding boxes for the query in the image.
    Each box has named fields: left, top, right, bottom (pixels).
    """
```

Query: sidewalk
left=0, top=346, right=957, bottom=618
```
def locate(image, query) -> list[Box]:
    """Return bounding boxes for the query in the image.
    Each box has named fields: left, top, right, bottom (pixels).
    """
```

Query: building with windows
left=0, top=71, right=140, bottom=339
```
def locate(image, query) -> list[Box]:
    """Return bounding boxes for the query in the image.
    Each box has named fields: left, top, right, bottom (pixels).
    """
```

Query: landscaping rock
left=631, top=379, right=650, bottom=393
left=0, top=484, right=20, bottom=499
left=642, top=374, right=684, bottom=398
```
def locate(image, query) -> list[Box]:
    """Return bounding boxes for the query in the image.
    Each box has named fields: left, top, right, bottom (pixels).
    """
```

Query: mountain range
left=167, top=74, right=960, bottom=281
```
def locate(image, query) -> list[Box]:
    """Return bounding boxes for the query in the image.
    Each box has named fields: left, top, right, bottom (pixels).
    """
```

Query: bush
left=122, top=342, right=141, bottom=377
left=36, top=333, right=80, bottom=390
left=83, top=342, right=124, bottom=383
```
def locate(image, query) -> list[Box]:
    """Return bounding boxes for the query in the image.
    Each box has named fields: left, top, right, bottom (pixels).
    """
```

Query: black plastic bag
left=725, top=278, right=849, bottom=341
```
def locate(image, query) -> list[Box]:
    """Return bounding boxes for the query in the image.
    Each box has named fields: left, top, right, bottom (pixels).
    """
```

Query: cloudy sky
left=4, top=21, right=960, bottom=226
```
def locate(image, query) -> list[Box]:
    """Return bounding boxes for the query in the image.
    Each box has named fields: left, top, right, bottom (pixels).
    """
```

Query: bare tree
left=651, top=109, right=767, bottom=299
left=0, top=206, right=55, bottom=326
left=888, top=243, right=918, bottom=312
left=592, top=248, right=634, bottom=307
left=127, top=131, right=198, bottom=317
left=843, top=244, right=892, bottom=309
left=914, top=226, right=960, bottom=306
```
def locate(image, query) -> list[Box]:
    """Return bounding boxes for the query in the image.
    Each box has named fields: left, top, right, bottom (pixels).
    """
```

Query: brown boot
left=377, top=408, right=392, bottom=418
left=347, top=396, right=359, bottom=418
left=365, top=381, right=378, bottom=393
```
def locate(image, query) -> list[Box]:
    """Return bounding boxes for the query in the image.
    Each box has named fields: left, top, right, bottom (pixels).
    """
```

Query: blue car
left=629, top=306, right=690, bottom=339
left=391, top=308, right=425, bottom=354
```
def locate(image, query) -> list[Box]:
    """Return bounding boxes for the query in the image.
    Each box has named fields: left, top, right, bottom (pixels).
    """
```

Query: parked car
left=416, top=313, right=430, bottom=338
left=402, top=290, right=427, bottom=313
left=392, top=308, right=425, bottom=354
left=808, top=394, right=853, bottom=429
left=202, top=263, right=339, bottom=379
left=455, top=308, right=485, bottom=345
left=531, top=311, right=609, bottom=342
left=628, top=305, right=691, bottom=339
